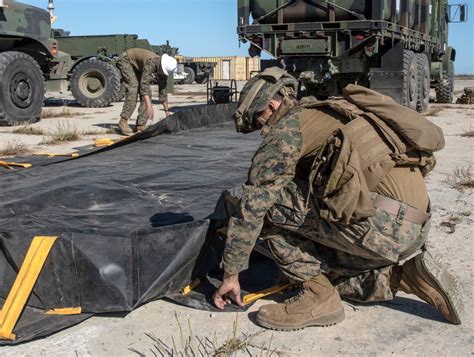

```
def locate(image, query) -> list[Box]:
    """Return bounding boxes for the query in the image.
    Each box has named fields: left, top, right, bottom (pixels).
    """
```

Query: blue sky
left=29, top=0, right=474, bottom=73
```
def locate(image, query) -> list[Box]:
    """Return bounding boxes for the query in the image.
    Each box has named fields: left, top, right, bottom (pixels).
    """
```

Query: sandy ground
left=0, top=83, right=227, bottom=156
left=1, top=81, right=473, bottom=356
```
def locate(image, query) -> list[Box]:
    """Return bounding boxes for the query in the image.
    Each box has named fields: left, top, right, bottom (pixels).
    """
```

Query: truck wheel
left=194, top=76, right=208, bottom=84
left=416, top=54, right=430, bottom=113
left=436, top=60, right=454, bottom=104
left=113, top=82, right=126, bottom=102
left=402, top=50, right=419, bottom=111
left=0, top=51, right=44, bottom=126
left=70, top=59, right=120, bottom=108
left=183, top=67, right=195, bottom=84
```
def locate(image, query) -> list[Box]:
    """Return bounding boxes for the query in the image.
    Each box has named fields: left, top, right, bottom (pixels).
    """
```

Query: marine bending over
left=116, top=48, right=177, bottom=136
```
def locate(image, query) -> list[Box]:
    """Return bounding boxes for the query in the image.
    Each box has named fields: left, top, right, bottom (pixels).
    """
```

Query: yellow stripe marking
left=0, top=236, right=58, bottom=341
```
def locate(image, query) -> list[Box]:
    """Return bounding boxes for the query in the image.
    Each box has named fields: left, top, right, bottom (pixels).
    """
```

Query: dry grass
left=106, top=127, right=119, bottom=134
left=440, top=205, right=472, bottom=234
left=425, top=105, right=471, bottom=116
left=0, top=140, right=30, bottom=157
left=129, top=313, right=279, bottom=357
left=12, top=125, right=45, bottom=136
left=461, top=131, right=474, bottom=138
left=81, top=130, right=102, bottom=136
left=41, top=122, right=81, bottom=145
left=41, top=107, right=86, bottom=119
left=460, top=125, right=474, bottom=138
left=426, top=106, right=448, bottom=117
left=445, top=165, right=474, bottom=191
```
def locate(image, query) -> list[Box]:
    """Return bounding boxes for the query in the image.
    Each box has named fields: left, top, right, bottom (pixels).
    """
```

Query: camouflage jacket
left=126, top=48, right=168, bottom=101
left=223, top=108, right=304, bottom=274
left=140, top=59, right=168, bottom=101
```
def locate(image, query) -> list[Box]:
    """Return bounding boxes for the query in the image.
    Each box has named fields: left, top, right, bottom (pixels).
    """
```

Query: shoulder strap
left=299, top=97, right=364, bottom=121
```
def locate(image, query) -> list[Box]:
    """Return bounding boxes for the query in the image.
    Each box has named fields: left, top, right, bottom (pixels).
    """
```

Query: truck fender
left=431, top=47, right=456, bottom=81
left=442, top=47, right=456, bottom=73
left=68, top=55, right=114, bottom=75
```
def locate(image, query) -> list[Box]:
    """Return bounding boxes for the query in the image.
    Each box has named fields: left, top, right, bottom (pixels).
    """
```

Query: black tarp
left=0, top=103, right=281, bottom=345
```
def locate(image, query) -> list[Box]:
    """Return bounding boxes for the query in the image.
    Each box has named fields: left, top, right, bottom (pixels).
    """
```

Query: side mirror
left=448, top=4, right=468, bottom=23
left=460, top=4, right=467, bottom=22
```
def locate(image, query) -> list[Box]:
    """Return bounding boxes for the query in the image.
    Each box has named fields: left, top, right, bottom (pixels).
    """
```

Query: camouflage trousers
left=231, top=179, right=430, bottom=302
left=116, top=56, right=149, bottom=126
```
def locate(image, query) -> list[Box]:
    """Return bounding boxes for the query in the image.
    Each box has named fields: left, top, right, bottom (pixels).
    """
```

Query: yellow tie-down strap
left=0, top=161, right=32, bottom=170
left=45, top=307, right=82, bottom=315
left=34, top=153, right=79, bottom=158
left=243, top=284, right=292, bottom=306
left=94, top=138, right=115, bottom=147
left=181, top=278, right=201, bottom=296
left=180, top=279, right=292, bottom=306
left=0, top=236, right=58, bottom=341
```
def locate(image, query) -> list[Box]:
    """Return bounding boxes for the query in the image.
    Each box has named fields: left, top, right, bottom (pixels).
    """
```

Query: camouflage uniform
left=223, top=108, right=431, bottom=302
left=116, top=53, right=168, bottom=126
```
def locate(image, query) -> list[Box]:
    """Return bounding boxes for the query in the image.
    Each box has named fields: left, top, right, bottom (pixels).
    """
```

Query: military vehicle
left=54, top=31, right=194, bottom=103
left=51, top=30, right=124, bottom=107
left=0, top=0, right=71, bottom=125
left=53, top=30, right=174, bottom=107
left=237, top=0, right=468, bottom=112
left=176, top=58, right=217, bottom=85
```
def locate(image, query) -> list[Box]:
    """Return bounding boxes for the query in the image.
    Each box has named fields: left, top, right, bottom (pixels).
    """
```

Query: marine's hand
left=213, top=273, right=244, bottom=310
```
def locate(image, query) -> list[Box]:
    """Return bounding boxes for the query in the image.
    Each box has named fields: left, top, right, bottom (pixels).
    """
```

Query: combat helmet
left=234, top=67, right=298, bottom=133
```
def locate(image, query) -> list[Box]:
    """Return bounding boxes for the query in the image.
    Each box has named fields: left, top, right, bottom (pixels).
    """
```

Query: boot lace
left=285, top=286, right=310, bottom=306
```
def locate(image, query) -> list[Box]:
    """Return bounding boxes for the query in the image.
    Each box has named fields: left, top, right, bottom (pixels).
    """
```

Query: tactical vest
left=298, top=86, right=444, bottom=224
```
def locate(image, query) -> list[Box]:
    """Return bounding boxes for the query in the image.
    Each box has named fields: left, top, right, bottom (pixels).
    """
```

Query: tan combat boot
left=118, top=118, right=133, bottom=136
left=393, top=251, right=463, bottom=325
left=136, top=125, right=147, bottom=133
left=256, top=274, right=345, bottom=330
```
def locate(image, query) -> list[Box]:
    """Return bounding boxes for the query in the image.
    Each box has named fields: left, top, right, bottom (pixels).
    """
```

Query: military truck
left=51, top=29, right=125, bottom=107
left=0, top=0, right=132, bottom=124
left=237, top=0, right=468, bottom=112
left=0, top=0, right=71, bottom=125
left=54, top=31, right=186, bottom=105
left=176, top=58, right=217, bottom=85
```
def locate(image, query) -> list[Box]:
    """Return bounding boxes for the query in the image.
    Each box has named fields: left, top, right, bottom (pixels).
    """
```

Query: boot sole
left=417, top=251, right=464, bottom=325
left=256, top=308, right=345, bottom=331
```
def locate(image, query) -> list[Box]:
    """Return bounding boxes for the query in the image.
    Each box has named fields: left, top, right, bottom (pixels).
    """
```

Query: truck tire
left=0, top=51, right=44, bottom=126
left=436, top=60, right=454, bottom=104
left=402, top=50, right=419, bottom=111
left=70, top=59, right=120, bottom=108
left=194, top=76, right=208, bottom=84
left=183, top=67, right=196, bottom=84
left=113, top=82, right=126, bottom=102
left=416, top=53, right=430, bottom=113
